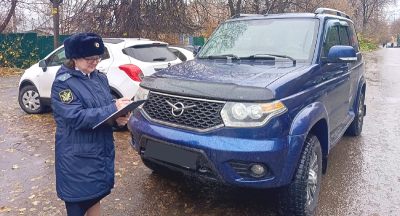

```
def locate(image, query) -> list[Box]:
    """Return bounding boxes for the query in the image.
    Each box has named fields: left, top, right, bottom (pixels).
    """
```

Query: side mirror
left=322, top=45, right=357, bottom=63
left=193, top=46, right=201, bottom=56
left=38, top=60, right=47, bottom=72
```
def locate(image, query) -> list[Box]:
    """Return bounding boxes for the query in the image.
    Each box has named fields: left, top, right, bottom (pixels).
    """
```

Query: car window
left=322, top=21, right=340, bottom=57
left=170, top=48, right=187, bottom=61
left=123, top=45, right=177, bottom=62
left=102, top=47, right=110, bottom=60
left=347, top=23, right=360, bottom=52
left=339, top=26, right=350, bottom=46
left=48, top=48, right=67, bottom=66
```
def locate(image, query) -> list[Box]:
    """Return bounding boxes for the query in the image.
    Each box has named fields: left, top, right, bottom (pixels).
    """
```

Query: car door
left=320, top=19, right=351, bottom=135
left=37, top=47, right=66, bottom=98
left=344, top=22, right=363, bottom=114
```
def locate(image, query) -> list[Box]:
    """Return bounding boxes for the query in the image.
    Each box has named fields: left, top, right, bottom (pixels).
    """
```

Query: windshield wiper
left=201, top=54, right=240, bottom=60
left=246, top=54, right=296, bottom=66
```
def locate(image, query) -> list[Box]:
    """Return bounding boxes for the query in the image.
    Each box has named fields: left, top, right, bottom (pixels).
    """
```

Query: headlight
left=221, top=101, right=287, bottom=128
left=133, top=87, right=149, bottom=102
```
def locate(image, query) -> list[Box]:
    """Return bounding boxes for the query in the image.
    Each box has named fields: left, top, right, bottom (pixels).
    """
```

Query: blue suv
left=128, top=8, right=366, bottom=215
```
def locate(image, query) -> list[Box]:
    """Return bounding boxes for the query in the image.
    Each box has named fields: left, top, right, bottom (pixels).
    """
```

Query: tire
left=278, top=134, right=322, bottom=216
left=345, top=91, right=365, bottom=136
left=18, top=85, right=46, bottom=114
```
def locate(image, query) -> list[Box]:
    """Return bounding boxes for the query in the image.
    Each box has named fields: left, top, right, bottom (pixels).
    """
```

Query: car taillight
left=119, top=64, right=144, bottom=82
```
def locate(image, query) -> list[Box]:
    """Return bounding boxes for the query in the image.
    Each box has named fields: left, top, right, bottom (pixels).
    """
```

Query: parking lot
left=1, top=48, right=400, bottom=215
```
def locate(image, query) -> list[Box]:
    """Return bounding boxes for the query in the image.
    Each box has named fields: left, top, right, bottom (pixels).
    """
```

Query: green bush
left=0, top=34, right=40, bottom=69
left=359, top=42, right=376, bottom=52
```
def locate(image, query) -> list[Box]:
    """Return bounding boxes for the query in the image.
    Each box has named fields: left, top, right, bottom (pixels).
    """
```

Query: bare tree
left=353, top=0, right=394, bottom=33
left=0, top=0, right=18, bottom=33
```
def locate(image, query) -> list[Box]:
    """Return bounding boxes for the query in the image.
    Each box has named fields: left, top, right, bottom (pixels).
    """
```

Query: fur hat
left=64, top=33, right=105, bottom=59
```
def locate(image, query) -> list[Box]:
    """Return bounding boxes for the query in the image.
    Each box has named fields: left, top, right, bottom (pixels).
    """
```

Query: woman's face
left=73, top=55, right=101, bottom=74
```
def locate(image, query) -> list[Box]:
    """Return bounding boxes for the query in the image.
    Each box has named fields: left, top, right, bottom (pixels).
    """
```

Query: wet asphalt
left=0, top=47, right=399, bottom=216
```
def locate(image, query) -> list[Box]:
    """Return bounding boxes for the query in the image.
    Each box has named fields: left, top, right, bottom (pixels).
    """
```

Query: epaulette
left=57, top=73, right=72, bottom=81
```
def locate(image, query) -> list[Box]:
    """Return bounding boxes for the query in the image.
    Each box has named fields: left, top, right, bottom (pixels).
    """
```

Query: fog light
left=250, top=164, right=266, bottom=177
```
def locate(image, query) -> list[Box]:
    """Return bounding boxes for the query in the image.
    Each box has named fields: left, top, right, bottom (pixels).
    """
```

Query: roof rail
left=314, top=8, right=350, bottom=19
left=231, top=14, right=263, bottom=19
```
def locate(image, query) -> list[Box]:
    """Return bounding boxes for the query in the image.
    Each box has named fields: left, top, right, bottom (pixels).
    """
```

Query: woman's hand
left=115, top=97, right=131, bottom=110
left=116, top=112, right=131, bottom=126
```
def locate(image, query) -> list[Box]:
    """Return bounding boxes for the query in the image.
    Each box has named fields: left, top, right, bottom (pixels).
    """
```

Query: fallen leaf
left=30, top=176, right=43, bottom=181
left=30, top=208, right=36, bottom=212
left=132, top=162, right=139, bottom=166
left=28, top=195, right=35, bottom=199
left=32, top=201, right=40, bottom=205
left=34, top=154, right=40, bottom=157
left=6, top=149, right=15, bottom=153
left=0, top=206, right=11, bottom=212
left=18, top=208, right=26, bottom=212
left=12, top=164, right=19, bottom=169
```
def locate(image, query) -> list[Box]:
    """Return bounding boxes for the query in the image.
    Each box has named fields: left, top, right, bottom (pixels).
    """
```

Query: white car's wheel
left=18, top=85, right=46, bottom=114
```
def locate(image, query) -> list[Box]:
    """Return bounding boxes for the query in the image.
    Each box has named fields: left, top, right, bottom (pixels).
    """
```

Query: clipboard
left=92, top=100, right=146, bottom=129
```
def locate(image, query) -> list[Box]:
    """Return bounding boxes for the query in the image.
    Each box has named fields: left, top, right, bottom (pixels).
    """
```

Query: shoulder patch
left=59, top=89, right=73, bottom=104
left=57, top=73, right=72, bottom=81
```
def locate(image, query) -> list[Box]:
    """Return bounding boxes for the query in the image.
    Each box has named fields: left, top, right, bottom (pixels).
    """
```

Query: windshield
left=198, top=18, right=319, bottom=62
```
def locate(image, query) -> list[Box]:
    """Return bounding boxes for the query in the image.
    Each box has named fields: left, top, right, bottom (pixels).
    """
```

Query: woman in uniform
left=51, top=33, right=131, bottom=216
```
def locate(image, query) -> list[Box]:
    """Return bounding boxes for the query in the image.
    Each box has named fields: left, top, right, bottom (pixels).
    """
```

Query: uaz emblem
left=165, top=100, right=196, bottom=117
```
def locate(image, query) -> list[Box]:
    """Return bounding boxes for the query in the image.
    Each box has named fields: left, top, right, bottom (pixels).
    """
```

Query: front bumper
left=128, top=110, right=306, bottom=188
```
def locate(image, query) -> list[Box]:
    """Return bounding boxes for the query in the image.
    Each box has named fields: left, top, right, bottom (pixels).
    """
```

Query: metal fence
left=192, top=36, right=205, bottom=46
left=0, top=33, right=71, bottom=68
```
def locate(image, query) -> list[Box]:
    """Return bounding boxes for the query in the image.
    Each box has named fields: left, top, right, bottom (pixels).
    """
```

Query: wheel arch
left=110, top=86, right=123, bottom=99
left=289, top=102, right=329, bottom=156
left=19, top=79, right=37, bottom=92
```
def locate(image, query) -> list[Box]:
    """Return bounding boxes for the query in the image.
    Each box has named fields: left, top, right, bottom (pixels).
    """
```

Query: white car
left=18, top=38, right=182, bottom=114
left=169, top=46, right=195, bottom=61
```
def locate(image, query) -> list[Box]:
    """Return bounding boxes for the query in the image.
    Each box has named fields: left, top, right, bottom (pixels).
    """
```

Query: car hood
left=140, top=59, right=311, bottom=101
left=152, top=59, right=309, bottom=88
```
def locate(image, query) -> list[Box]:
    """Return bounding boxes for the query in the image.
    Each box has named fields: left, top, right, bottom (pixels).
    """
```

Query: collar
left=75, top=67, right=92, bottom=78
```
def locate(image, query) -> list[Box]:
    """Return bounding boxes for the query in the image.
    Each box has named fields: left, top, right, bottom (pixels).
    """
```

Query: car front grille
left=142, top=92, right=225, bottom=132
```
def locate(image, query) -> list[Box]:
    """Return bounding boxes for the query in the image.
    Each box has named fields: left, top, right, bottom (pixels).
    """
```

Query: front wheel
left=18, top=85, right=47, bottom=114
left=278, top=134, right=322, bottom=216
